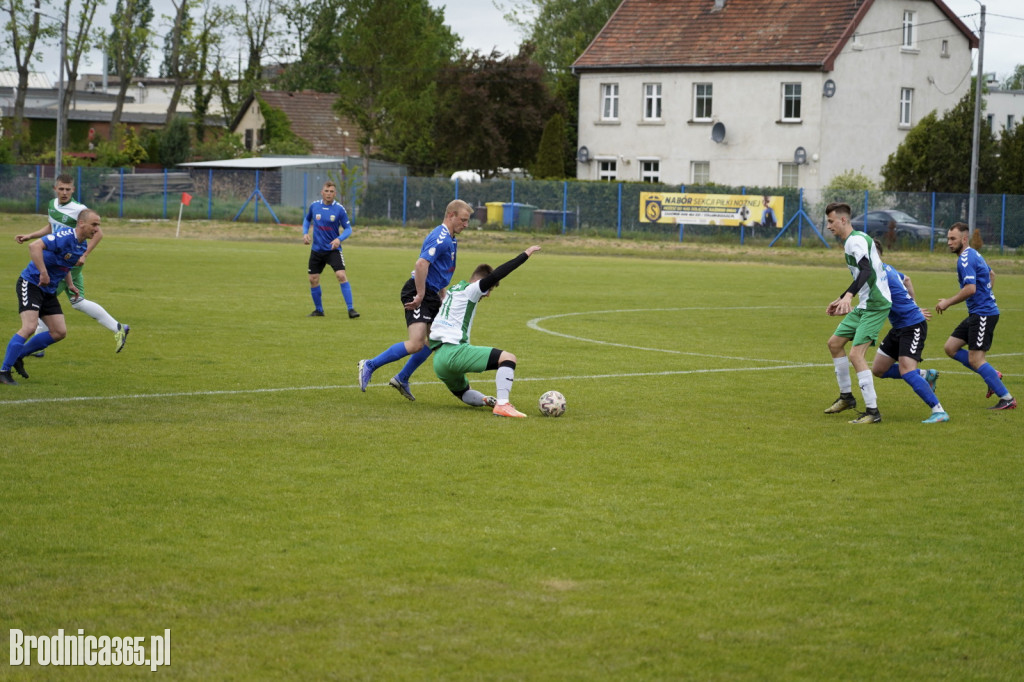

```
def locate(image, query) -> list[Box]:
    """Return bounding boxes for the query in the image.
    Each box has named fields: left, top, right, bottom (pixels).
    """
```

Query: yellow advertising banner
left=640, top=192, right=785, bottom=228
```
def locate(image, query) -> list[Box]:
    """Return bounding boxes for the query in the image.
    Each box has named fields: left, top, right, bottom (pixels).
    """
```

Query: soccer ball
left=538, top=390, right=566, bottom=417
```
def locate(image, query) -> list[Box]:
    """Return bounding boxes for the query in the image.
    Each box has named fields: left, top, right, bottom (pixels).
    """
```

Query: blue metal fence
left=1, top=164, right=1020, bottom=250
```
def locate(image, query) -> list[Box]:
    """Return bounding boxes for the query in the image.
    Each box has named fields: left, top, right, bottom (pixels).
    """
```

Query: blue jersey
left=21, top=230, right=89, bottom=294
left=417, top=224, right=458, bottom=292
left=956, top=247, right=999, bottom=315
left=303, top=200, right=352, bottom=252
left=883, top=265, right=925, bottom=329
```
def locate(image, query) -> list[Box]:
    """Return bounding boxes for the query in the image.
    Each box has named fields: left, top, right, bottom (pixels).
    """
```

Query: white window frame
left=940, top=39, right=949, bottom=57
left=899, top=88, right=913, bottom=127
left=640, top=159, right=661, bottom=183
left=693, top=83, right=713, bottom=121
left=601, top=83, right=619, bottom=121
left=779, top=163, right=799, bottom=187
left=598, top=158, right=618, bottom=181
left=902, top=11, right=917, bottom=49
left=691, top=161, right=710, bottom=185
left=781, top=83, right=802, bottom=122
left=643, top=83, right=662, bottom=121
left=1007, top=114, right=1016, bottom=132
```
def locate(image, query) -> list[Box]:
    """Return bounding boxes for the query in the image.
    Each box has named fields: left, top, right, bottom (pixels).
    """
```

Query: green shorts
left=432, top=343, right=494, bottom=393
left=833, top=307, right=889, bottom=347
left=55, top=264, right=85, bottom=301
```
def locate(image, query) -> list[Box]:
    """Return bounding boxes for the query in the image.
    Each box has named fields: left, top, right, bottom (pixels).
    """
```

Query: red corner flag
left=181, top=192, right=193, bottom=206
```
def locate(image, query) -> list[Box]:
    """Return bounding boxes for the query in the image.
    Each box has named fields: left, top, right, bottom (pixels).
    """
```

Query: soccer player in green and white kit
left=823, top=202, right=891, bottom=424
left=428, top=245, right=541, bottom=418
left=15, top=174, right=130, bottom=353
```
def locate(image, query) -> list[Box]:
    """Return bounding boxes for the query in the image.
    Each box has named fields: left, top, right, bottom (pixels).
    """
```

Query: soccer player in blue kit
left=870, top=242, right=949, bottom=423
left=303, top=181, right=358, bottom=318
left=935, top=222, right=1015, bottom=410
left=1, top=209, right=103, bottom=385
left=358, top=199, right=472, bottom=400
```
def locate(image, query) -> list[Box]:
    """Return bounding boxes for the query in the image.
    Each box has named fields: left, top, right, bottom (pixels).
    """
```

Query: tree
left=158, top=114, right=192, bottom=166
left=334, top=0, right=458, bottom=176
left=2, top=0, right=49, bottom=159
left=257, top=97, right=311, bottom=154
left=1001, top=64, right=1024, bottom=91
left=105, top=0, right=153, bottom=138
left=187, top=0, right=226, bottom=142
left=434, top=44, right=557, bottom=176
left=531, top=113, right=566, bottom=179
left=996, top=121, right=1024, bottom=195
left=881, top=83, right=998, bottom=193
left=159, top=0, right=195, bottom=126
left=227, top=0, right=276, bottom=104
left=275, top=0, right=346, bottom=93
left=504, top=0, right=620, bottom=175
left=58, top=0, right=102, bottom=151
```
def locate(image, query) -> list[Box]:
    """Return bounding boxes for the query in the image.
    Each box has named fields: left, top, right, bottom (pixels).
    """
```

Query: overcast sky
left=28, top=0, right=1024, bottom=84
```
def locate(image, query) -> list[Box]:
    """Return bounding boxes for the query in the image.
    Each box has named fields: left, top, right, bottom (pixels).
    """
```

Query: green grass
left=1, top=216, right=1021, bottom=680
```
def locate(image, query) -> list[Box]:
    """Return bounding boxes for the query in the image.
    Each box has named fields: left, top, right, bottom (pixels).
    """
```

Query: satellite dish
left=576, top=146, right=590, bottom=163
left=823, top=79, right=836, bottom=98
left=794, top=146, right=807, bottom=164
left=711, top=121, right=726, bottom=143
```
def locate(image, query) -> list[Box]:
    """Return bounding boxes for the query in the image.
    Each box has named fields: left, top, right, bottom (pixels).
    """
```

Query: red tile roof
left=256, top=90, right=366, bottom=157
left=573, top=0, right=977, bottom=72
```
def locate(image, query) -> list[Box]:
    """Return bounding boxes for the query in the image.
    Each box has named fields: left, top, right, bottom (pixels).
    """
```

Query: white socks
left=71, top=298, right=119, bottom=333
left=495, top=366, right=515, bottom=402
left=833, top=356, right=852, bottom=393
left=857, top=369, right=878, bottom=409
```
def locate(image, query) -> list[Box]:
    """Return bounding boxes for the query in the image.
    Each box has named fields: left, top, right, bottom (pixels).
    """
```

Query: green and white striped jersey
left=844, top=230, right=891, bottom=311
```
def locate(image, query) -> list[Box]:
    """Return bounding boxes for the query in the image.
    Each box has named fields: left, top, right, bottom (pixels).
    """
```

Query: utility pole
left=968, top=2, right=985, bottom=239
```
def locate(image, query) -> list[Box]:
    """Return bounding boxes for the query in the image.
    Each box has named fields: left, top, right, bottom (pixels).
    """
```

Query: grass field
left=1, top=215, right=1021, bottom=680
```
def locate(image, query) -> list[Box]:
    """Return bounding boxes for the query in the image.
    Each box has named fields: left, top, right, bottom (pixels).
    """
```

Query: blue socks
left=340, top=282, right=354, bottom=310
left=20, top=331, right=54, bottom=358
left=953, top=350, right=1008, bottom=397
left=370, top=342, right=411, bottom=370
left=310, top=285, right=323, bottom=312
left=977, top=363, right=1009, bottom=398
left=396, top=346, right=433, bottom=383
left=2, top=333, right=27, bottom=371
left=901, top=370, right=939, bottom=409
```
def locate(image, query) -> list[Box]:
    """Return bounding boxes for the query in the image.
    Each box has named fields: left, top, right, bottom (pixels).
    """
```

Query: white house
left=985, top=87, right=1024, bottom=138
left=572, top=0, right=978, bottom=192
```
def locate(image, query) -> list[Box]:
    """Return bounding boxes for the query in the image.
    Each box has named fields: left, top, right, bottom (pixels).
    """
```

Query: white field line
left=1, top=303, right=1019, bottom=407
left=528, top=306, right=810, bottom=363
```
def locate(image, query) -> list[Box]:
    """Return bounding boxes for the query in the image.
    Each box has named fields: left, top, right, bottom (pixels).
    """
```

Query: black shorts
left=950, top=314, right=999, bottom=352
left=307, top=249, right=346, bottom=275
left=400, top=278, right=442, bottom=327
left=16, top=277, right=63, bottom=317
left=878, top=320, right=927, bottom=362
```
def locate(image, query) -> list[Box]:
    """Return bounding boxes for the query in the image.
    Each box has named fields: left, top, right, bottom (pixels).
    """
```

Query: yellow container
left=486, top=202, right=504, bottom=225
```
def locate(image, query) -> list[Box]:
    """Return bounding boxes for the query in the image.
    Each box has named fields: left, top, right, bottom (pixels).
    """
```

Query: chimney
left=713, top=0, right=726, bottom=9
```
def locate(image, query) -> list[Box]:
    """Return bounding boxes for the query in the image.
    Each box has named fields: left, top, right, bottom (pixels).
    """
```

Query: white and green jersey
left=844, top=230, right=891, bottom=311
left=429, top=280, right=485, bottom=346
left=48, top=197, right=87, bottom=233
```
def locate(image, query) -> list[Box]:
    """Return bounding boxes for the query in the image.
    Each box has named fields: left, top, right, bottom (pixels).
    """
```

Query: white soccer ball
left=538, top=390, right=566, bottom=417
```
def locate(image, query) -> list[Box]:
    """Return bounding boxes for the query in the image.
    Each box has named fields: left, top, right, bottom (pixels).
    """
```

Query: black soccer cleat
left=12, top=357, right=28, bottom=379
left=348, top=308, right=360, bottom=319
left=824, top=393, right=857, bottom=414
left=0, top=370, right=18, bottom=385
left=988, top=397, right=1017, bottom=410
left=849, top=407, right=882, bottom=424
left=307, top=310, right=325, bottom=317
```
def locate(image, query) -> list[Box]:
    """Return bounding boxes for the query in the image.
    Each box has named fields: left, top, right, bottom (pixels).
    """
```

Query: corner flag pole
left=176, top=192, right=193, bottom=238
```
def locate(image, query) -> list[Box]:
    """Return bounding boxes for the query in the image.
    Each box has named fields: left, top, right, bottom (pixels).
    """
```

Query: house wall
left=232, top=100, right=265, bottom=151
left=575, top=1, right=973, bottom=193
left=986, top=90, right=1024, bottom=138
